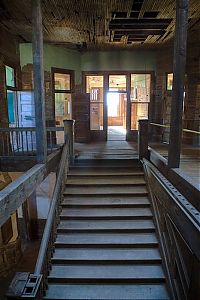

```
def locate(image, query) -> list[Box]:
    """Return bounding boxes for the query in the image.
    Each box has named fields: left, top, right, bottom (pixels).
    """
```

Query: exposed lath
left=0, top=0, right=200, bottom=49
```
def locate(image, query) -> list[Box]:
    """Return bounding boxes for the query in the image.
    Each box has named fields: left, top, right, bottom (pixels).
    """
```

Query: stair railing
left=143, top=158, right=200, bottom=300
left=6, top=120, right=75, bottom=300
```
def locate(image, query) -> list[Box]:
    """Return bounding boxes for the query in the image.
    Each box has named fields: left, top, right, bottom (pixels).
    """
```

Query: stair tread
left=64, top=186, right=147, bottom=195
left=66, top=177, right=145, bottom=185
left=61, top=207, right=152, bottom=217
left=52, top=248, right=161, bottom=261
left=48, top=264, right=165, bottom=281
left=44, top=284, right=169, bottom=300
left=58, top=220, right=155, bottom=230
left=62, top=196, right=150, bottom=205
left=55, top=233, right=158, bottom=245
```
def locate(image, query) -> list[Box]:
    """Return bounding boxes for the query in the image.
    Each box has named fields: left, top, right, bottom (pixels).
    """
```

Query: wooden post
left=63, top=119, right=75, bottom=164
left=168, top=0, right=189, bottom=168
left=32, top=0, right=47, bottom=163
left=138, top=119, right=149, bottom=160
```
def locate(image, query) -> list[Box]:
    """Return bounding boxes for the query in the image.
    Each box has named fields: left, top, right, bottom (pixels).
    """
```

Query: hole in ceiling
left=130, top=11, right=140, bottom=18
left=131, top=0, right=144, bottom=11
left=143, top=11, right=159, bottom=18
left=112, top=12, right=127, bottom=19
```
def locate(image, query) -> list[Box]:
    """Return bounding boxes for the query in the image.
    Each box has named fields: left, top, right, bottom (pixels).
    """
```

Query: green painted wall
left=20, top=43, right=81, bottom=83
left=81, top=50, right=157, bottom=72
left=20, top=44, right=157, bottom=84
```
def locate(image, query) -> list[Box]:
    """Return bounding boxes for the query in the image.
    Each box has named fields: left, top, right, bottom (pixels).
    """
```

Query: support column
left=32, top=0, right=47, bottom=163
left=64, top=119, right=75, bottom=164
left=168, top=0, right=189, bottom=168
left=138, top=119, right=149, bottom=160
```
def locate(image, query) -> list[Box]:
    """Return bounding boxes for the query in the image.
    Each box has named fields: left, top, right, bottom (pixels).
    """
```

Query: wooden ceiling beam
left=109, top=18, right=173, bottom=25
left=109, top=24, right=170, bottom=30
left=114, top=30, right=166, bottom=36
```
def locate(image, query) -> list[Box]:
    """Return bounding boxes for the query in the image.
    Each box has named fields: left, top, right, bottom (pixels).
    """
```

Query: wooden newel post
left=138, top=119, right=149, bottom=160
left=63, top=119, right=75, bottom=164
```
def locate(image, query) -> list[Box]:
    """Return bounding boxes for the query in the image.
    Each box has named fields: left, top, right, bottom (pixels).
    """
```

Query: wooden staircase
left=44, top=159, right=170, bottom=300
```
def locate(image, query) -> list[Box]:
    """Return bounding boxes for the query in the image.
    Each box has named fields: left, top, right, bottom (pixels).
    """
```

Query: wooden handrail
left=0, top=127, right=64, bottom=132
left=150, top=122, right=200, bottom=135
left=34, top=141, right=69, bottom=275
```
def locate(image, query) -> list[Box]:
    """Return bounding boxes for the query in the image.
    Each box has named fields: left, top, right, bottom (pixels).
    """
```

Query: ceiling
left=0, top=0, right=200, bottom=50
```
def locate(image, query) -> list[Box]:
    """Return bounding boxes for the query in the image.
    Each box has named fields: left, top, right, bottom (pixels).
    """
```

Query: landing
left=75, top=141, right=138, bottom=160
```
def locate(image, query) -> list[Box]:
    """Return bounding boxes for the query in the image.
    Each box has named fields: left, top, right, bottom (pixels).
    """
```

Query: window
left=130, top=74, right=151, bottom=130
left=5, top=65, right=17, bottom=126
left=86, top=75, right=104, bottom=130
left=5, top=65, right=15, bottom=87
left=109, top=75, right=126, bottom=92
left=52, top=69, right=73, bottom=126
left=167, top=73, right=173, bottom=91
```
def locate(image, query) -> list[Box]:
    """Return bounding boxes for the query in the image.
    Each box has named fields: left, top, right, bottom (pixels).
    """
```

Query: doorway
left=107, top=92, right=127, bottom=141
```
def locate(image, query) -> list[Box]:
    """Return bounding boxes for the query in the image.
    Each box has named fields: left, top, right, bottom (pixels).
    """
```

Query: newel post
left=63, top=119, right=75, bottom=164
left=138, top=119, right=149, bottom=160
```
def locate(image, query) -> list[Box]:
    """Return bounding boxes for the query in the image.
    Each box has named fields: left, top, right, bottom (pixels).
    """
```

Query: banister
left=34, top=141, right=69, bottom=275
left=150, top=122, right=200, bottom=134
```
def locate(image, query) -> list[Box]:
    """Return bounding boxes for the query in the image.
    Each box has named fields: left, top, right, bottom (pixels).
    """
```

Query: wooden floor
left=75, top=141, right=138, bottom=160
left=75, top=141, right=200, bottom=187
left=150, top=143, right=200, bottom=187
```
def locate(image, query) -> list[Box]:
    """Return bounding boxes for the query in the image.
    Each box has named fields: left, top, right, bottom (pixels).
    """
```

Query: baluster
left=26, top=131, right=28, bottom=153
left=31, top=131, right=34, bottom=154
left=16, top=131, right=19, bottom=153
left=6, top=133, right=10, bottom=156
left=10, top=131, right=14, bottom=156
left=1, top=134, right=5, bottom=155
left=21, top=131, right=24, bottom=154
left=50, top=131, right=53, bottom=153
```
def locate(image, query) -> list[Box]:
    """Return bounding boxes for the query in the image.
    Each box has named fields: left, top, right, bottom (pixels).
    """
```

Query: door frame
left=82, top=70, right=155, bottom=141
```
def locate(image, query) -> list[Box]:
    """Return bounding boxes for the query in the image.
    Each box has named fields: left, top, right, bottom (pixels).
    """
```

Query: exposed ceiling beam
left=114, top=30, right=166, bottom=36
left=109, top=18, right=173, bottom=25
left=109, top=24, right=170, bottom=30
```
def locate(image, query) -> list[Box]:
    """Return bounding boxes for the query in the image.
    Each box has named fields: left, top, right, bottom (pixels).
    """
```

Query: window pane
left=6, top=66, right=15, bottom=87
left=167, top=73, right=173, bottom=91
left=86, top=76, right=104, bottom=131
left=55, top=93, right=71, bottom=126
left=131, top=102, right=149, bottom=130
left=109, top=75, right=126, bottom=91
left=7, top=90, right=16, bottom=124
left=90, top=102, right=103, bottom=130
left=131, top=74, right=151, bottom=102
left=86, top=76, right=103, bottom=92
left=54, top=73, right=70, bottom=90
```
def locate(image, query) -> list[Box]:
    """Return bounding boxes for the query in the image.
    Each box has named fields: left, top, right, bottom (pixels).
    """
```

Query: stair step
left=64, top=186, right=147, bottom=195
left=52, top=248, right=161, bottom=263
left=62, top=195, right=150, bottom=206
left=66, top=177, right=145, bottom=185
left=48, top=264, right=165, bottom=283
left=58, top=219, right=155, bottom=232
left=44, top=284, right=170, bottom=300
left=68, top=172, right=144, bottom=177
left=60, top=207, right=152, bottom=218
left=73, top=159, right=141, bottom=167
left=55, top=233, right=158, bottom=247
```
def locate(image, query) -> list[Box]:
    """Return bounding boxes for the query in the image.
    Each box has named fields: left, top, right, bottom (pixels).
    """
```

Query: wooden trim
left=0, top=148, right=62, bottom=227
left=82, top=71, right=155, bottom=141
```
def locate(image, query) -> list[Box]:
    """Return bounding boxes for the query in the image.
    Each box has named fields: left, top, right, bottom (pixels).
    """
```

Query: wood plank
left=64, top=186, right=147, bottom=195
left=48, top=264, right=165, bottom=283
left=62, top=196, right=150, bottom=206
left=66, top=176, right=145, bottom=185
left=61, top=207, right=152, bottom=218
left=52, top=248, right=161, bottom=262
left=57, top=219, right=155, bottom=233
left=0, top=149, right=61, bottom=226
left=44, top=284, right=170, bottom=300
left=55, top=233, right=158, bottom=246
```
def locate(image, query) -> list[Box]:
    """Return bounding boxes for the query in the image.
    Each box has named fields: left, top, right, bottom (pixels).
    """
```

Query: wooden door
left=72, top=93, right=90, bottom=142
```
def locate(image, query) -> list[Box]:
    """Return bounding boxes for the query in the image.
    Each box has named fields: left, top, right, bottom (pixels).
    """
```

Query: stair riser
left=59, top=216, right=153, bottom=221
left=51, top=259, right=162, bottom=265
left=57, top=229, right=155, bottom=234
left=61, top=204, right=150, bottom=208
left=48, top=278, right=166, bottom=284
left=54, top=243, right=159, bottom=249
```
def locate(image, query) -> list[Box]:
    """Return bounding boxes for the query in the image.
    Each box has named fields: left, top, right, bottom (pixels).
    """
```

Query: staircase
left=45, top=159, right=170, bottom=300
